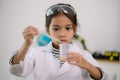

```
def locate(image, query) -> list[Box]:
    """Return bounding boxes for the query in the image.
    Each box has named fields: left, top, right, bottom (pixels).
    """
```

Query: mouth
left=60, top=40, right=68, bottom=43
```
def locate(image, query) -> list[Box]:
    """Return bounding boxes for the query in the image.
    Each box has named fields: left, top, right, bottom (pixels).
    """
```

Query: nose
left=59, top=29, right=66, bottom=38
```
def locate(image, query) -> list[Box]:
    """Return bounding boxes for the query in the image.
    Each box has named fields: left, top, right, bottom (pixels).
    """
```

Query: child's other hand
left=22, top=25, right=40, bottom=45
left=66, top=52, right=89, bottom=69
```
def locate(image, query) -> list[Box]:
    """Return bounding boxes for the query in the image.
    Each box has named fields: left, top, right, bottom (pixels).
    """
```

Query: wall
left=0, top=0, right=120, bottom=80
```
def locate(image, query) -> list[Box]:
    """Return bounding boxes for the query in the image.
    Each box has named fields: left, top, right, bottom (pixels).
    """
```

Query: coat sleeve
left=9, top=49, right=35, bottom=77
left=82, top=50, right=108, bottom=80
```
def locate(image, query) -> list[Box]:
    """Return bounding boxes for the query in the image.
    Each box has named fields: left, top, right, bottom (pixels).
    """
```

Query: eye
left=53, top=27, right=59, bottom=31
left=66, top=26, right=73, bottom=31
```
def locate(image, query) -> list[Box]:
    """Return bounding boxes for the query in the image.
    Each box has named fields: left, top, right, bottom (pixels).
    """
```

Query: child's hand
left=66, top=52, right=89, bottom=69
left=22, top=25, right=40, bottom=45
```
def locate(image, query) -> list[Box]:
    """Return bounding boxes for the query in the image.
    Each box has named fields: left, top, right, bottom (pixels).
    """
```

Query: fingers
left=67, top=52, right=80, bottom=59
left=66, top=52, right=81, bottom=65
left=22, top=25, right=40, bottom=43
left=66, top=52, right=87, bottom=69
left=23, top=25, right=40, bottom=36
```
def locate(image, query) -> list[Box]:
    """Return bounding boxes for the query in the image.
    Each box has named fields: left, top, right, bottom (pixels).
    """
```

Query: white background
left=0, top=0, right=120, bottom=80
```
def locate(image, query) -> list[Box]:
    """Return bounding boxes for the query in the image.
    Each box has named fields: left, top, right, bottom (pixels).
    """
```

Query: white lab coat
left=9, top=41, right=101, bottom=80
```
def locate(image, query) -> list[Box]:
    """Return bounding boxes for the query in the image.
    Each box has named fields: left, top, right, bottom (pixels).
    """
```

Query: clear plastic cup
left=59, top=43, right=72, bottom=61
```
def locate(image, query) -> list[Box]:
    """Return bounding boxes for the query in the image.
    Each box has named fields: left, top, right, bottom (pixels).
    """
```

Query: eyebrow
left=51, top=25, right=59, bottom=27
left=51, top=24, right=73, bottom=27
left=66, top=24, right=73, bottom=26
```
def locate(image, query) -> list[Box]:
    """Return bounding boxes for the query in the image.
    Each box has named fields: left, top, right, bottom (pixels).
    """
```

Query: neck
left=52, top=42, right=59, bottom=49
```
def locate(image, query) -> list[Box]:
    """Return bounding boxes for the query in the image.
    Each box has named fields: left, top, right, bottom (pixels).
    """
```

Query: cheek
left=47, top=28, right=53, bottom=35
left=48, top=30, right=57, bottom=37
left=72, top=31, right=75, bottom=37
left=71, top=30, right=75, bottom=35
left=68, top=32, right=75, bottom=39
left=71, top=34, right=74, bottom=39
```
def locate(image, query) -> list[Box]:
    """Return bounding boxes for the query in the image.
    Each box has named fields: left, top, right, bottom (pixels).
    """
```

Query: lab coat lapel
left=45, top=43, right=72, bottom=77
left=56, top=42, right=81, bottom=77
left=56, top=62, right=71, bottom=77
left=45, top=41, right=80, bottom=77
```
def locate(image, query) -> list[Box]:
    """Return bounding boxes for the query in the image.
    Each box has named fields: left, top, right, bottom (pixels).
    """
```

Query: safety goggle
left=46, top=4, right=76, bottom=17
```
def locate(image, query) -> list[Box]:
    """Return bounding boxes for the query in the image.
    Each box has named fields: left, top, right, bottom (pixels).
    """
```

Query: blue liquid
left=37, top=34, right=52, bottom=46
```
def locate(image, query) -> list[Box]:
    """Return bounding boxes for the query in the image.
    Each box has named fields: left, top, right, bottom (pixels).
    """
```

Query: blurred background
left=0, top=0, right=120, bottom=80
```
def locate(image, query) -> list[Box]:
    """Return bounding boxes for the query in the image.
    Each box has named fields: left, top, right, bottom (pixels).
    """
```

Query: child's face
left=47, top=14, right=76, bottom=48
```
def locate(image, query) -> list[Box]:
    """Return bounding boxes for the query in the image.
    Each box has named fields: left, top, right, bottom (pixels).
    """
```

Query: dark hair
left=45, top=3, right=78, bottom=32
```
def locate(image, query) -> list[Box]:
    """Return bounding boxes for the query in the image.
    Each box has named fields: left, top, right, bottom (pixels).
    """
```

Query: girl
left=9, top=3, right=105, bottom=80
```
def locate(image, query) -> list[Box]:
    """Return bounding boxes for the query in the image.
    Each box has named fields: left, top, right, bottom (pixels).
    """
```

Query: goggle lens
left=46, top=4, right=76, bottom=17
